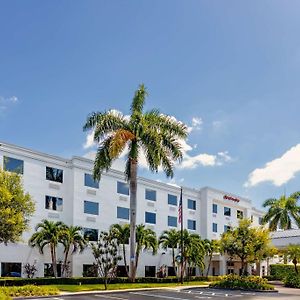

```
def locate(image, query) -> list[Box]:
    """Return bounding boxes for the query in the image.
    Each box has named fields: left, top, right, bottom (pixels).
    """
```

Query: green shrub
left=209, top=274, right=274, bottom=291
left=284, top=273, right=300, bottom=288
left=270, top=264, right=300, bottom=280
left=0, top=293, right=11, bottom=300
left=0, top=285, right=59, bottom=297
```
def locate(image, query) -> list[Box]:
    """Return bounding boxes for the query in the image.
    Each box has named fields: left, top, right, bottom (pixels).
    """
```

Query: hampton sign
left=223, top=195, right=240, bottom=203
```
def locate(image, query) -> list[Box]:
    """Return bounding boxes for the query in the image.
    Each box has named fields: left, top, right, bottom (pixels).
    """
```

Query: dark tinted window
left=84, top=201, right=99, bottom=215
left=224, top=207, right=231, bottom=216
left=168, top=266, right=176, bottom=276
left=44, top=263, right=62, bottom=277
left=188, top=219, right=196, bottom=230
left=168, top=194, right=177, bottom=206
left=145, top=189, right=156, bottom=201
left=84, top=173, right=99, bottom=189
left=145, top=212, right=156, bottom=224
left=259, top=217, right=263, bottom=225
left=212, top=204, right=218, bottom=214
left=212, top=223, right=218, bottom=233
left=117, top=206, right=129, bottom=220
left=224, top=225, right=231, bottom=232
left=188, top=199, right=196, bottom=210
left=3, top=156, right=24, bottom=174
left=145, top=266, right=156, bottom=277
left=237, top=210, right=243, bottom=219
left=45, top=196, right=63, bottom=211
left=1, top=262, right=21, bottom=277
left=46, top=166, right=63, bottom=183
left=168, top=216, right=177, bottom=227
left=83, top=228, right=98, bottom=242
left=83, top=264, right=98, bottom=277
left=117, top=181, right=129, bottom=195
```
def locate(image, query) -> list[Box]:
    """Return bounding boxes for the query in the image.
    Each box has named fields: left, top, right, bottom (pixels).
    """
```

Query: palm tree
left=159, top=229, right=179, bottom=277
left=110, top=223, right=130, bottom=277
left=287, top=244, right=300, bottom=274
left=29, top=220, right=64, bottom=277
left=203, top=239, right=219, bottom=276
left=135, top=224, right=157, bottom=278
left=262, top=192, right=300, bottom=231
left=60, top=225, right=87, bottom=277
left=83, top=84, right=188, bottom=281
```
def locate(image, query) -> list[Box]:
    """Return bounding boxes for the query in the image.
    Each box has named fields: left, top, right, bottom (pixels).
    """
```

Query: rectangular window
left=224, top=207, right=231, bottom=216
left=3, top=156, right=24, bottom=174
left=44, top=263, right=62, bottom=277
left=188, top=199, right=196, bottom=210
left=145, top=266, right=156, bottom=277
left=212, top=223, right=218, bottom=233
left=84, top=173, right=99, bottom=189
left=117, top=206, right=130, bottom=220
left=237, top=210, right=244, bottom=219
left=168, top=194, right=177, bottom=206
left=145, top=189, right=156, bottom=201
left=83, top=228, right=98, bottom=242
left=224, top=225, right=231, bottom=232
left=168, top=216, right=177, bottom=227
left=1, top=262, right=21, bottom=277
left=84, top=200, right=99, bottom=215
left=45, top=195, right=63, bottom=211
left=212, top=203, right=218, bottom=214
left=46, top=166, right=63, bottom=183
left=187, top=219, right=196, bottom=230
left=145, top=212, right=156, bottom=224
left=117, top=181, right=129, bottom=195
left=168, top=266, right=176, bottom=277
left=259, top=217, right=263, bottom=225
left=83, top=264, right=98, bottom=277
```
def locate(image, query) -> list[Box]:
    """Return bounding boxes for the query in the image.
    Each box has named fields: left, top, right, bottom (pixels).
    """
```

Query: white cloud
left=83, top=130, right=96, bottom=149
left=187, top=117, right=203, bottom=133
left=0, top=95, right=18, bottom=111
left=245, top=144, right=300, bottom=187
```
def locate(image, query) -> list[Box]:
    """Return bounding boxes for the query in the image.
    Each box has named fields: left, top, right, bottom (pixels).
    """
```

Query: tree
left=91, top=231, right=121, bottom=290
left=220, top=219, right=270, bottom=275
left=203, top=239, right=220, bottom=276
left=23, top=263, right=37, bottom=278
left=287, top=244, right=300, bottom=274
left=0, top=168, right=34, bottom=244
left=110, top=223, right=130, bottom=277
left=83, top=84, right=188, bottom=281
left=60, top=225, right=87, bottom=277
left=29, top=220, right=64, bottom=278
left=159, top=229, right=179, bottom=277
left=262, top=192, right=300, bottom=231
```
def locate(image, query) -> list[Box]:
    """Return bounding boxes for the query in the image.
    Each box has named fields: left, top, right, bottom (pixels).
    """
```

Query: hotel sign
left=223, top=195, right=240, bottom=203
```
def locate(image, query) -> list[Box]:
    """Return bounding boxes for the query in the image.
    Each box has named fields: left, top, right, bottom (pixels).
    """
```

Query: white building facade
left=0, top=141, right=265, bottom=278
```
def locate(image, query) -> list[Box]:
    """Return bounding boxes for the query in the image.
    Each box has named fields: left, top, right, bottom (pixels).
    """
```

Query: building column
left=219, top=257, right=227, bottom=275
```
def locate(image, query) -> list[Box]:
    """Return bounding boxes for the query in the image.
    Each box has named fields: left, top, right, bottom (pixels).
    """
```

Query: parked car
left=4, top=272, right=21, bottom=277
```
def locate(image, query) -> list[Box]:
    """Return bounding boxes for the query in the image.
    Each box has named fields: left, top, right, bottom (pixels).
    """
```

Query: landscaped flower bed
left=0, top=285, right=59, bottom=298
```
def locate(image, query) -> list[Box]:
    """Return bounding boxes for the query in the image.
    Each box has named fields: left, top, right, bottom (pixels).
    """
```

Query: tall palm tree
left=83, top=84, right=188, bottom=280
left=135, top=224, right=157, bottom=278
left=110, top=223, right=130, bottom=277
left=262, top=192, right=300, bottom=231
left=159, top=229, right=179, bottom=277
left=29, top=220, right=64, bottom=277
left=203, top=239, right=219, bottom=276
left=60, top=225, right=87, bottom=277
left=287, top=244, right=300, bottom=274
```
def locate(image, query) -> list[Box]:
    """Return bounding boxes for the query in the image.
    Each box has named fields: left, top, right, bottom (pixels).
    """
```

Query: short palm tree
left=60, top=225, right=87, bottom=277
left=83, top=84, right=188, bottom=280
left=262, top=192, right=300, bottom=231
left=159, top=229, right=179, bottom=277
left=110, top=223, right=130, bottom=277
left=287, top=244, right=300, bottom=274
left=29, top=220, right=64, bottom=277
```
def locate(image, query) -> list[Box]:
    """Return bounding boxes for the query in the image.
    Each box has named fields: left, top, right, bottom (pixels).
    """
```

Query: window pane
left=237, top=210, right=243, bottom=219
left=1, top=262, right=21, bottom=277
left=188, top=199, right=196, bottom=210
left=168, top=194, right=177, bottom=206
left=44, top=263, right=62, bottom=277
left=212, top=223, right=218, bottom=233
left=46, top=166, right=63, bottom=183
left=145, top=212, right=156, bottom=224
left=117, top=181, right=129, bottom=195
left=83, top=264, right=98, bottom=277
left=83, top=228, right=98, bottom=242
left=212, top=204, right=218, bottom=214
left=84, top=201, right=99, bottom=215
left=145, top=189, right=156, bottom=201
left=3, top=156, right=24, bottom=174
left=224, top=225, right=231, bottom=232
left=224, top=207, right=231, bottom=216
left=188, top=219, right=196, bottom=230
left=168, top=216, right=177, bottom=227
left=45, top=196, right=63, bottom=211
left=117, top=206, right=129, bottom=220
left=259, top=217, right=263, bottom=225
left=145, top=266, right=156, bottom=277
left=84, top=173, right=99, bottom=189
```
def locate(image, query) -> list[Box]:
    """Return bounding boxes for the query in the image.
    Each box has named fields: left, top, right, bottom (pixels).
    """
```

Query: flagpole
left=180, top=187, right=184, bottom=284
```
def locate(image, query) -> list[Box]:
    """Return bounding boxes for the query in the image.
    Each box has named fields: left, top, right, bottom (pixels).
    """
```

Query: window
left=45, top=196, right=63, bottom=211
left=84, top=201, right=99, bottom=215
left=46, top=166, right=63, bottom=183
left=117, top=206, right=130, bottom=220
left=168, top=216, right=177, bottom=227
left=83, top=228, right=98, bottom=242
left=224, top=225, right=231, bottom=232
left=145, top=212, right=156, bottom=224
left=188, top=219, right=196, bottom=230
left=168, top=194, right=177, bottom=206
left=237, top=210, right=243, bottom=219
left=116, top=265, right=129, bottom=277
left=145, top=266, right=156, bottom=277
left=84, top=173, right=99, bottom=189
left=224, top=207, right=231, bottom=216
left=1, top=262, right=21, bottom=277
left=117, top=181, right=129, bottom=195
left=44, top=263, right=62, bottom=277
left=168, top=266, right=176, bottom=276
left=259, top=217, right=263, bottom=225
left=3, top=156, right=23, bottom=174
left=145, top=189, right=156, bottom=201
left=83, top=264, right=98, bottom=277
left=188, top=199, right=196, bottom=210
left=212, top=203, right=218, bottom=214
left=212, top=223, right=218, bottom=233
left=187, top=267, right=196, bottom=276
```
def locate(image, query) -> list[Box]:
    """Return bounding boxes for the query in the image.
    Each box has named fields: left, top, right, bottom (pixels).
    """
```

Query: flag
left=178, top=187, right=183, bottom=224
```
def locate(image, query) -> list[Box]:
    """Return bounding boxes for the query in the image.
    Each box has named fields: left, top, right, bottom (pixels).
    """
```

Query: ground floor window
left=44, top=263, right=62, bottom=277
left=168, top=266, right=176, bottom=276
left=82, top=264, right=98, bottom=277
left=1, top=262, right=21, bottom=277
left=187, top=267, right=196, bottom=276
left=116, top=265, right=128, bottom=277
left=145, top=266, right=156, bottom=277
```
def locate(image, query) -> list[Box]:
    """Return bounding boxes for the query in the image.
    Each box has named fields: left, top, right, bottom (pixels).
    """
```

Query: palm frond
left=130, top=84, right=147, bottom=115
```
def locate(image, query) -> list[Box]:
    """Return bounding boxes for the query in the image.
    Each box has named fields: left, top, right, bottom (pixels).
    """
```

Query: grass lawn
left=49, top=281, right=209, bottom=292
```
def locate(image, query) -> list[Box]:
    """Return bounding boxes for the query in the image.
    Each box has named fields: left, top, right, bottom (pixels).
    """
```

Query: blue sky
left=1, top=1, right=300, bottom=208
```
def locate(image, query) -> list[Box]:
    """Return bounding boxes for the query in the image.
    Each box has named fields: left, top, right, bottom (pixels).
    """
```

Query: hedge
left=0, top=276, right=219, bottom=287
left=270, top=264, right=300, bottom=280
left=284, top=273, right=300, bottom=288
left=0, top=285, right=59, bottom=298
left=0, top=293, right=10, bottom=300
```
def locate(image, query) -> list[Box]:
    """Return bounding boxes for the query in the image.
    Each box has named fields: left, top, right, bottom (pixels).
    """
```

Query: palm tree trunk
left=63, top=246, right=70, bottom=278
left=51, top=244, right=58, bottom=278
left=129, top=159, right=138, bottom=282
left=123, top=244, right=129, bottom=277
left=206, top=253, right=213, bottom=276
left=293, top=259, right=298, bottom=274
left=172, top=248, right=177, bottom=278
